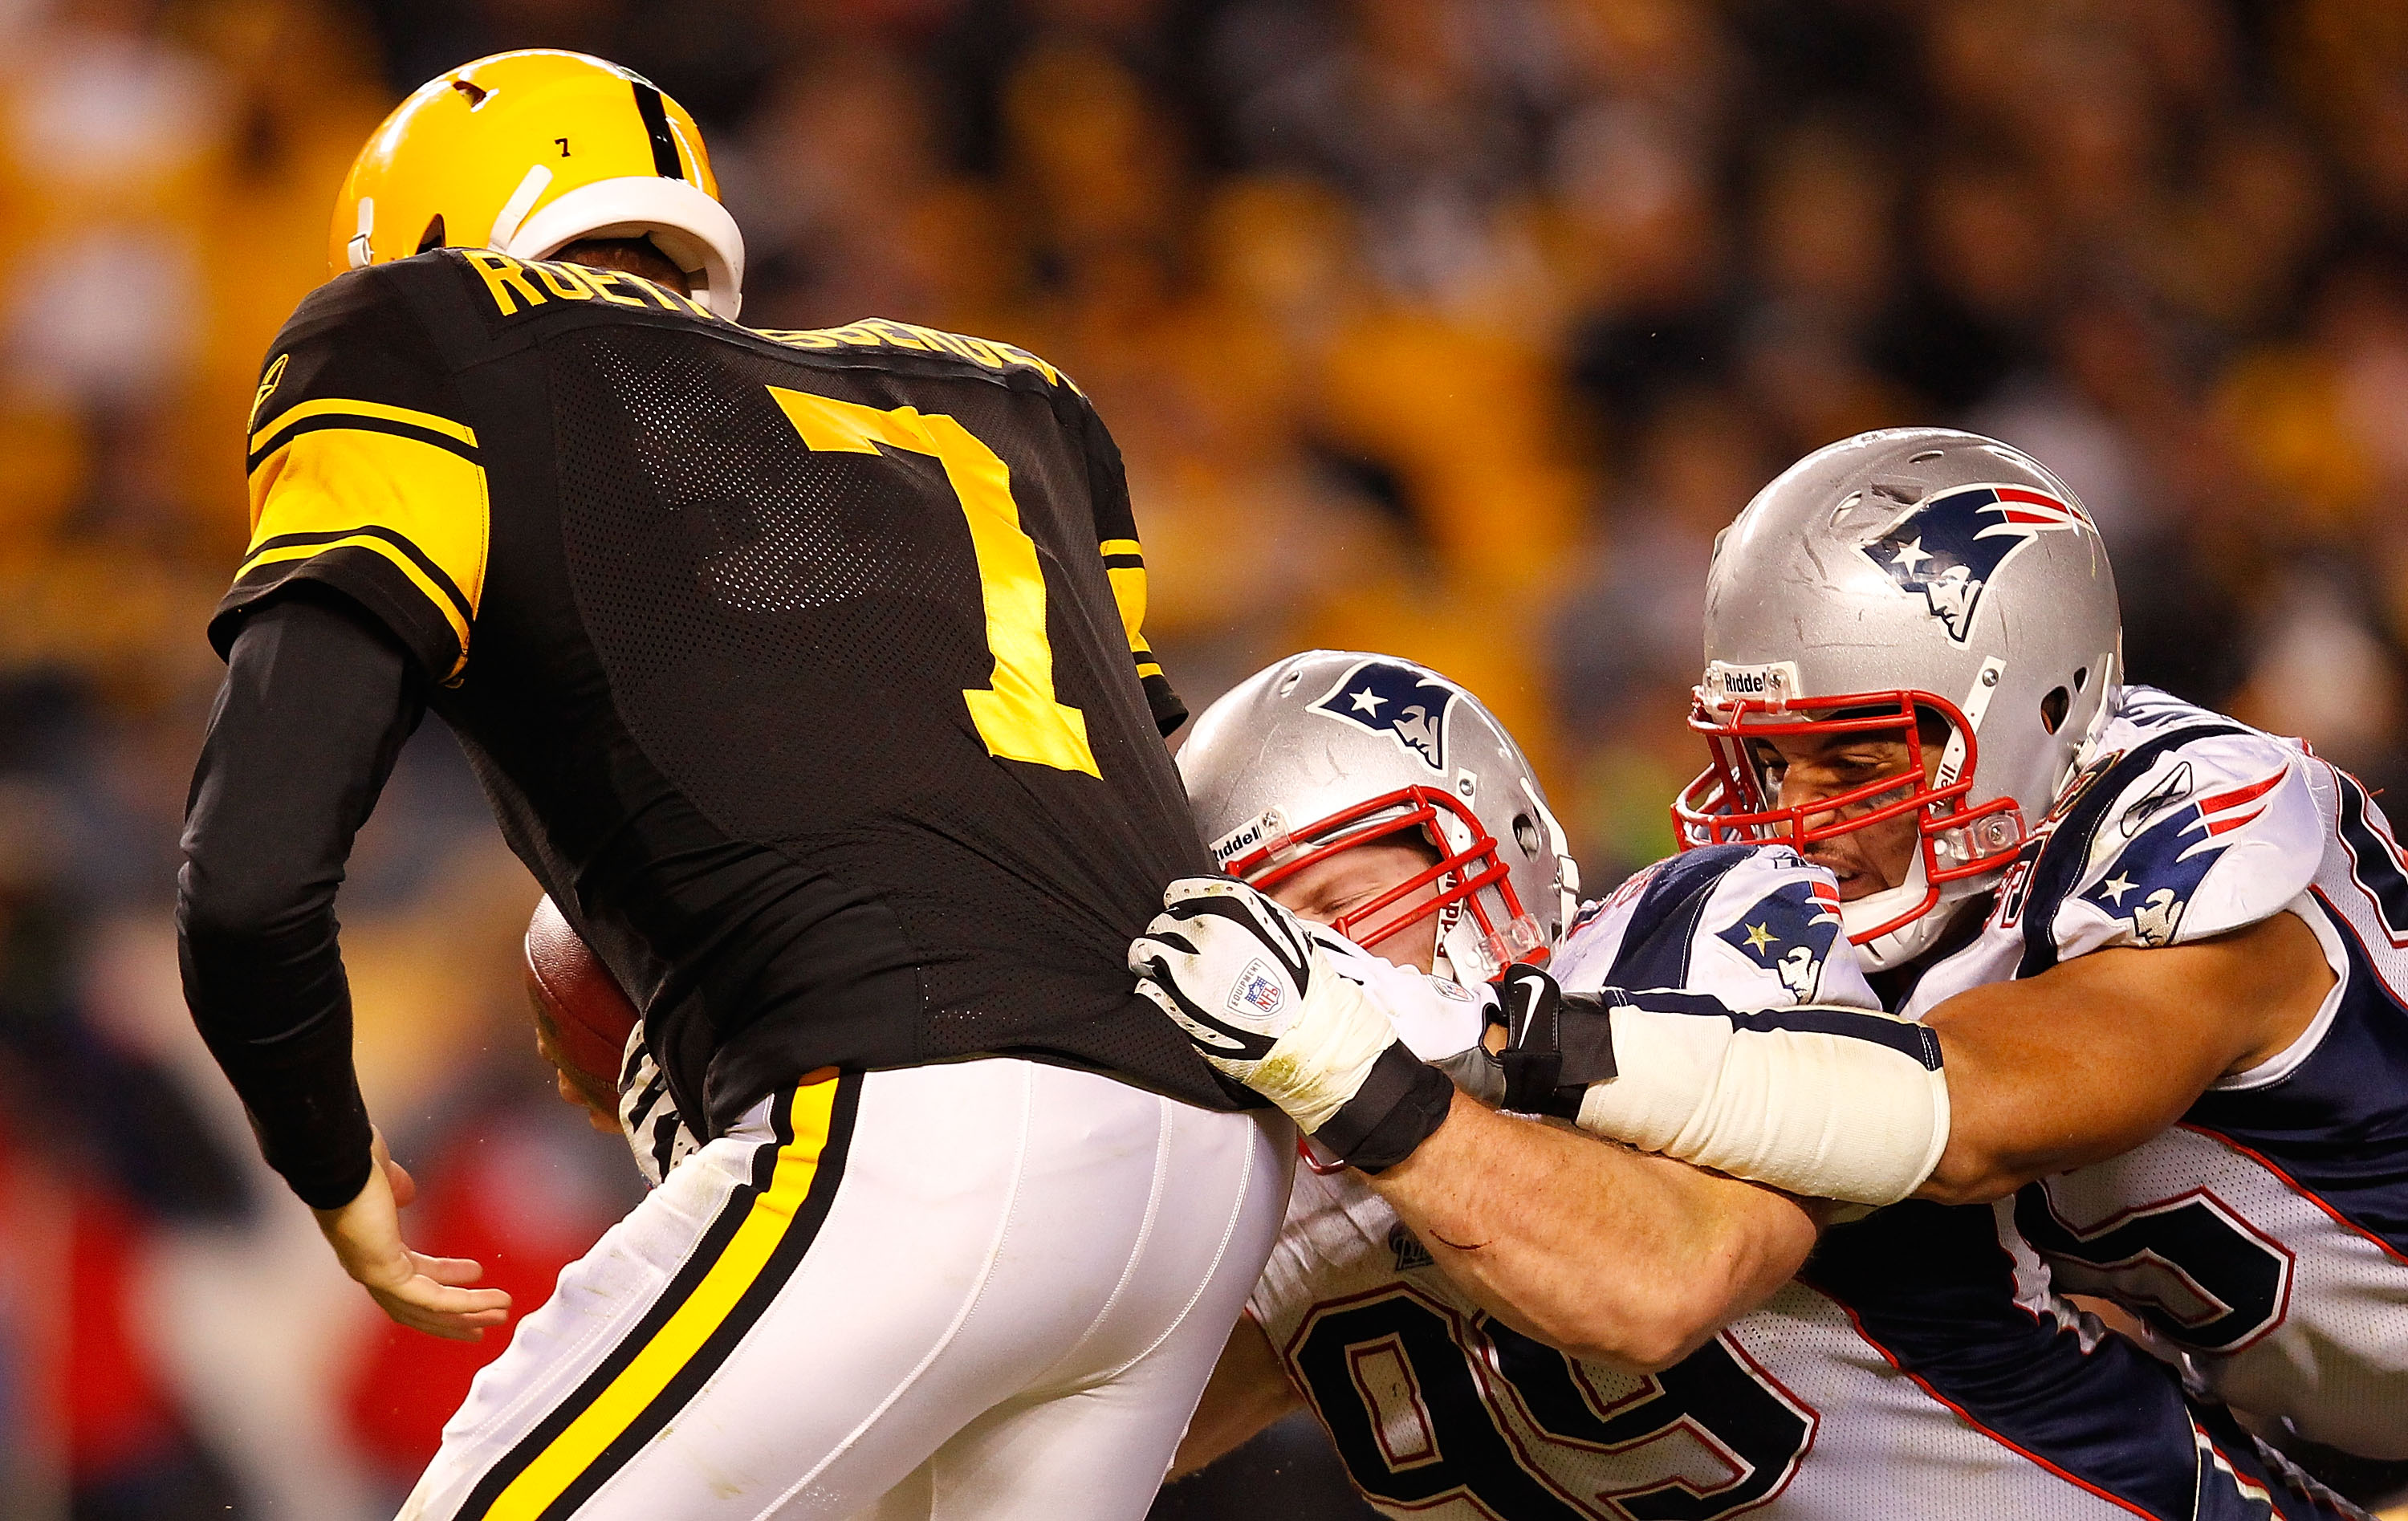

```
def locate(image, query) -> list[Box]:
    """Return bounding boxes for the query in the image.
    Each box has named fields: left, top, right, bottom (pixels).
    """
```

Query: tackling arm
left=1501, top=913, right=2329, bottom=1212
left=1367, top=1090, right=1824, bottom=1373
left=1166, top=1099, right=1822, bottom=1476
left=1136, top=880, right=1827, bottom=1368
left=1918, top=909, right=2333, bottom=1204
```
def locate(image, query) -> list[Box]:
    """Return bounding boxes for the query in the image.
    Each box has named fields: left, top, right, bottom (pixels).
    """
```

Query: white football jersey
left=1898, top=685, right=2408, bottom=1461
left=1251, top=845, right=2356, bottom=1519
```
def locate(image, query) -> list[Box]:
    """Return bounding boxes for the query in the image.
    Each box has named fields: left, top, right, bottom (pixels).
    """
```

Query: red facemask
left=1671, top=686, right=2027, bottom=944
left=1222, top=786, right=1548, bottom=972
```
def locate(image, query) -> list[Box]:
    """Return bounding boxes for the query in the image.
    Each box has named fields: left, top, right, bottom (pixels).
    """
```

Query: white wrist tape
left=1572, top=999, right=1950, bottom=1206
left=1242, top=969, right=1401, bottom=1136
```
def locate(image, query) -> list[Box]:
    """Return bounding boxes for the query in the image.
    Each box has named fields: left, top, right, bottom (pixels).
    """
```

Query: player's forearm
left=1369, top=1091, right=1816, bottom=1373
left=1915, top=925, right=2331, bottom=1205
left=1916, top=992, right=2209, bottom=1204
left=178, top=593, right=425, bottom=1208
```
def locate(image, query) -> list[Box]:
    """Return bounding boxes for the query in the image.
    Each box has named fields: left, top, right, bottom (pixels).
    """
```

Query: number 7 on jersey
left=767, top=386, right=1101, bottom=779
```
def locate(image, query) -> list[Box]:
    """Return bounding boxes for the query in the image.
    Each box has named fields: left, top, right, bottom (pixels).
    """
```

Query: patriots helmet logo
left=1717, top=876, right=1845, bottom=1000
left=1862, top=484, right=2096, bottom=644
left=1310, top=659, right=1460, bottom=771
left=2083, top=767, right=2285, bottom=946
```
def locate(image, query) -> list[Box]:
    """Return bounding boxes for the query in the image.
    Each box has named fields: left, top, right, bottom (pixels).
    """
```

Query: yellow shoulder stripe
left=240, top=537, right=471, bottom=680
left=242, top=426, right=490, bottom=677
left=250, top=397, right=478, bottom=456
left=1098, top=538, right=1142, bottom=559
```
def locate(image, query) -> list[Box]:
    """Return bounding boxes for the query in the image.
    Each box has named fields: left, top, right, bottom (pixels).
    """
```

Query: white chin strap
left=1434, top=917, right=1481, bottom=990
left=1841, top=852, right=1971, bottom=973
left=503, top=175, right=747, bottom=319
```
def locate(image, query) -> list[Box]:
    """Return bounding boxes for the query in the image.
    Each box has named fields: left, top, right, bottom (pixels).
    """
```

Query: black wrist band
left=1314, top=1043, right=1456, bottom=1174
left=1500, top=974, right=1620, bottom=1119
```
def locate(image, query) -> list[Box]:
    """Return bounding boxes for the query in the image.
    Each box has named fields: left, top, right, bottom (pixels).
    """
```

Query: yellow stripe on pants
left=484, top=1078, right=841, bottom=1520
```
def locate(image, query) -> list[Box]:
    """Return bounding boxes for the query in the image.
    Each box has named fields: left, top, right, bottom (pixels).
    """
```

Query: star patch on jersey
left=1308, top=658, right=1459, bottom=771
left=1715, top=876, right=1845, bottom=999
left=2082, top=766, right=2286, bottom=946
left=1862, top=484, right=2096, bottom=645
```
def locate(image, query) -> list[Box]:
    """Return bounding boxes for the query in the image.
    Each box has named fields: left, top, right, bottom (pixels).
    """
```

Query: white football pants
left=396, top=1057, right=1291, bottom=1521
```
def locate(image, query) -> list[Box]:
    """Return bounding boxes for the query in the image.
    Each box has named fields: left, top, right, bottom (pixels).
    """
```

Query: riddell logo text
left=1210, top=813, right=1282, bottom=868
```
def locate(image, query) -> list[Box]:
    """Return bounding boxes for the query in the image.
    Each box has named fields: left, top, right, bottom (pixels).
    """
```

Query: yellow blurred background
left=0, top=0, right=2404, bottom=1516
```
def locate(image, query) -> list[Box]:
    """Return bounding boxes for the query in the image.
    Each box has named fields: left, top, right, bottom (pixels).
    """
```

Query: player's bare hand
left=311, top=1129, right=513, bottom=1342
left=536, top=1019, right=626, bottom=1133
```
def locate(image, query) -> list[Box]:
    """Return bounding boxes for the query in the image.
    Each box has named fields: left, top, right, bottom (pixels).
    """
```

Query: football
left=523, top=893, right=637, bottom=1111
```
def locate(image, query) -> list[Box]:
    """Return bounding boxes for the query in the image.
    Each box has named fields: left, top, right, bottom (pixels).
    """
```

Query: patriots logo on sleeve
left=1862, top=485, right=2096, bottom=644
left=1716, top=876, right=1845, bottom=1000
left=1309, top=659, right=1459, bottom=771
left=2083, top=765, right=2286, bottom=946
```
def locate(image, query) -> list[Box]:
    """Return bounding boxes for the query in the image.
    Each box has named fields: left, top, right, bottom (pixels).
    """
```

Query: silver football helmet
left=1675, top=429, right=2121, bottom=970
left=1179, top=650, right=1580, bottom=990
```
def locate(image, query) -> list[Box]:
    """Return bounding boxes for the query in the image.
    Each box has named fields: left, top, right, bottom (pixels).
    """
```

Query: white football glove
left=618, top=1025, right=699, bottom=1188
left=1131, top=877, right=1454, bottom=1172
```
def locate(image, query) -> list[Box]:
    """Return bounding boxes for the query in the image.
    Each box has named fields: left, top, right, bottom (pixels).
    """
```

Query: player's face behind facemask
left=1733, top=705, right=1954, bottom=905
left=1678, top=429, right=2118, bottom=971
left=1176, top=650, right=1579, bottom=992
left=1260, top=832, right=1446, bottom=974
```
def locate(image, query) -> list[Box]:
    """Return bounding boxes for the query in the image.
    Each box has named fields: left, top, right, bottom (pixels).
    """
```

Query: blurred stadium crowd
left=0, top=0, right=2404, bottom=1515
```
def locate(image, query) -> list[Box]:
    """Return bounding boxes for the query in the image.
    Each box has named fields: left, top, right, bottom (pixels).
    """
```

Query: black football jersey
left=218, top=249, right=1230, bottom=1132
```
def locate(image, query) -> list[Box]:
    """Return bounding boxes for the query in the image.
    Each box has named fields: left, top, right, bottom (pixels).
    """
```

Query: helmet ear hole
left=2040, top=685, right=2071, bottom=734
left=1512, top=812, right=1540, bottom=856
left=2073, top=665, right=2089, bottom=692
left=416, top=214, right=446, bottom=253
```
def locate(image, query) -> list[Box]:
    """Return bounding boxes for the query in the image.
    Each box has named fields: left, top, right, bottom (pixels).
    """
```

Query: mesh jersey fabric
left=1245, top=848, right=2361, bottom=1519
left=1895, top=686, right=2408, bottom=1460
left=214, top=249, right=1228, bottom=1133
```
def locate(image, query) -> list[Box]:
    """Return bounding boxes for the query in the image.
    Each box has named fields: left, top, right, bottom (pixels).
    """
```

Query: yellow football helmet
left=329, top=49, right=745, bottom=316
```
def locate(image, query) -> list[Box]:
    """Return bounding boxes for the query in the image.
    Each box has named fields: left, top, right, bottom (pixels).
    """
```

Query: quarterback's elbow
left=176, top=857, right=323, bottom=954
left=176, top=860, right=274, bottom=951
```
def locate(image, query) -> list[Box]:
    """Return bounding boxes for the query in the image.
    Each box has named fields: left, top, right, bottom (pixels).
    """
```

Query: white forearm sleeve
left=1572, top=1001, right=1950, bottom=1206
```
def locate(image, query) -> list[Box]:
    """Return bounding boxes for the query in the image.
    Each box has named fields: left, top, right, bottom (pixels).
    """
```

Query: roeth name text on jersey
left=458, top=249, right=1082, bottom=390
